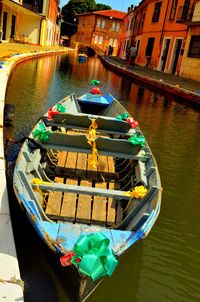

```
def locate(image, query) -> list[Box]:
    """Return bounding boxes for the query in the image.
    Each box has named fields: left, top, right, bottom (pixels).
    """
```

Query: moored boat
left=13, top=81, right=162, bottom=301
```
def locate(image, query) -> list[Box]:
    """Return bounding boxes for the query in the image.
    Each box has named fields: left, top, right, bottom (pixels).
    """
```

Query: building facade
left=0, top=0, right=42, bottom=44
left=118, top=6, right=136, bottom=59
left=70, top=10, right=126, bottom=55
left=179, top=0, right=200, bottom=81
left=23, top=0, right=60, bottom=46
left=131, top=0, right=192, bottom=75
left=0, top=0, right=60, bottom=46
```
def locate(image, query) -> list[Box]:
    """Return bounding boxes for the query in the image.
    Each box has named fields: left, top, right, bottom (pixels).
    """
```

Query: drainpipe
left=39, top=17, right=44, bottom=45
left=159, top=0, right=170, bottom=47
left=131, top=7, right=138, bottom=46
left=0, top=2, right=2, bottom=42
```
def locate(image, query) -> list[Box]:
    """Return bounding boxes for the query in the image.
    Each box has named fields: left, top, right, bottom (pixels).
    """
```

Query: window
left=140, top=13, right=146, bottom=29
left=169, top=0, right=178, bottom=20
left=99, top=36, right=103, bottom=44
left=111, top=22, right=116, bottom=30
left=116, top=22, right=120, bottom=31
left=136, top=40, right=140, bottom=53
left=97, top=18, right=105, bottom=29
left=108, top=38, right=117, bottom=47
left=113, top=38, right=118, bottom=47
left=94, top=35, right=103, bottom=45
left=109, top=37, right=113, bottom=45
left=111, top=21, right=120, bottom=31
left=152, top=2, right=162, bottom=23
left=188, top=36, right=200, bottom=58
left=145, top=37, right=155, bottom=56
left=97, top=18, right=101, bottom=28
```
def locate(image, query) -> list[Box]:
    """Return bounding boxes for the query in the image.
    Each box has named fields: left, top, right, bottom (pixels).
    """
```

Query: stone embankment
left=0, top=43, right=72, bottom=301
left=99, top=55, right=200, bottom=105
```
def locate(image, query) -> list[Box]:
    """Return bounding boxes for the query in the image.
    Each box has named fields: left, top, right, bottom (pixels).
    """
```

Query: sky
left=60, top=0, right=140, bottom=12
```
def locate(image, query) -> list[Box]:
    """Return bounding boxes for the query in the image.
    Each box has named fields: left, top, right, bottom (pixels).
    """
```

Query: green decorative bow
left=128, top=133, right=145, bottom=147
left=71, top=232, right=118, bottom=280
left=90, top=79, right=100, bottom=86
left=33, top=122, right=50, bottom=143
left=56, top=103, right=66, bottom=112
left=117, top=112, right=129, bottom=121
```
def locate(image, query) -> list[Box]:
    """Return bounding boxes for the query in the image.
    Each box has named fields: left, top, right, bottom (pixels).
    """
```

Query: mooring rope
left=0, top=276, right=24, bottom=289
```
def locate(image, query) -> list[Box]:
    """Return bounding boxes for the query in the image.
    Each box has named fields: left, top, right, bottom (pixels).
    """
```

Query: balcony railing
left=23, top=3, right=42, bottom=13
left=176, top=4, right=194, bottom=23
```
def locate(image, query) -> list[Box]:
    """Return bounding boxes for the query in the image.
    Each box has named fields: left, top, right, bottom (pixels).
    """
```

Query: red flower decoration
left=47, top=107, right=59, bottom=120
left=60, top=251, right=75, bottom=267
left=90, top=87, right=101, bottom=95
left=126, top=117, right=138, bottom=128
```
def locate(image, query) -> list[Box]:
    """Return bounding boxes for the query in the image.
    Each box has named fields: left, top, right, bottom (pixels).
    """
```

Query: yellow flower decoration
left=125, top=185, right=147, bottom=199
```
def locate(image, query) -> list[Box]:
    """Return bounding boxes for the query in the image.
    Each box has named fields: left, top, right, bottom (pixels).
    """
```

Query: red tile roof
left=77, top=10, right=126, bottom=20
left=93, top=10, right=126, bottom=19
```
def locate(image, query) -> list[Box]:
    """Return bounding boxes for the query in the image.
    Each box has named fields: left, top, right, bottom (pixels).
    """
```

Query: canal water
left=5, top=54, right=200, bottom=302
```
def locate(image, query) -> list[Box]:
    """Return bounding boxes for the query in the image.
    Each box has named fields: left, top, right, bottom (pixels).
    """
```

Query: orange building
left=179, top=0, right=200, bottom=81
left=130, top=0, right=196, bottom=75
left=70, top=10, right=126, bottom=55
left=118, top=6, right=136, bottom=59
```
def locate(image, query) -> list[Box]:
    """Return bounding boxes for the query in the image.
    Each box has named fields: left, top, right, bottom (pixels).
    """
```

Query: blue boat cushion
left=78, top=93, right=112, bottom=107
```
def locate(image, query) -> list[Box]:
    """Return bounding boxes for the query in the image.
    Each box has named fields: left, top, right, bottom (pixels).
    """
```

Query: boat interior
left=15, top=94, right=160, bottom=232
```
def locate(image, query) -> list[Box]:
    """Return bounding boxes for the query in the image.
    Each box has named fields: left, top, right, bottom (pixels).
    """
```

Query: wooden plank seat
left=31, top=181, right=132, bottom=200
left=33, top=132, right=148, bottom=160
left=42, top=112, right=134, bottom=136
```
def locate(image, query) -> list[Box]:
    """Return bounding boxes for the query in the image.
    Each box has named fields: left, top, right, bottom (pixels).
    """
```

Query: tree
left=95, top=4, right=112, bottom=11
left=61, top=0, right=112, bottom=37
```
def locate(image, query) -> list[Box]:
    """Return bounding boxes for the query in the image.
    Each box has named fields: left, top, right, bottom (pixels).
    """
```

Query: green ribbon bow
left=71, top=232, right=118, bottom=280
left=128, top=133, right=145, bottom=147
left=56, top=103, right=66, bottom=112
left=117, top=112, right=130, bottom=121
left=90, top=79, right=100, bottom=86
left=33, top=122, right=50, bottom=143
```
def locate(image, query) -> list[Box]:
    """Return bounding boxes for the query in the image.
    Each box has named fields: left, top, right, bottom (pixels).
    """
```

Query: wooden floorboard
left=65, top=152, right=77, bottom=172
left=92, top=181, right=107, bottom=225
left=55, top=151, right=68, bottom=175
left=76, top=180, right=92, bottom=223
left=60, top=178, right=78, bottom=221
left=107, top=181, right=117, bottom=226
left=87, top=154, right=98, bottom=179
left=45, top=177, right=63, bottom=219
left=97, top=155, right=108, bottom=180
left=75, top=153, right=87, bottom=178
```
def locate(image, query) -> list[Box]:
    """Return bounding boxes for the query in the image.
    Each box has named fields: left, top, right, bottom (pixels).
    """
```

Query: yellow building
left=179, top=0, right=200, bottom=81
left=0, top=0, right=60, bottom=46
left=0, top=0, right=43, bottom=44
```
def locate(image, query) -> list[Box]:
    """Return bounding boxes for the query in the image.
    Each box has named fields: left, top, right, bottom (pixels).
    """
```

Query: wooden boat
left=78, top=53, right=87, bottom=63
left=13, top=85, right=162, bottom=302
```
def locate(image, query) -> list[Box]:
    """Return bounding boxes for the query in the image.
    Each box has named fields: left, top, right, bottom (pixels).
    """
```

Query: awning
left=2, top=0, right=43, bottom=18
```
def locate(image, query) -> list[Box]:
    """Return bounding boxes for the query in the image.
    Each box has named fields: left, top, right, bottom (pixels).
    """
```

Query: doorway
left=160, top=39, right=170, bottom=71
left=171, top=39, right=182, bottom=74
left=11, top=15, right=16, bottom=39
left=2, top=12, right=8, bottom=40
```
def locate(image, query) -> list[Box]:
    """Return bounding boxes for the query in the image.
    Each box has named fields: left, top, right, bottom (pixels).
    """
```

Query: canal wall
left=99, top=55, right=200, bottom=105
left=0, top=47, right=71, bottom=301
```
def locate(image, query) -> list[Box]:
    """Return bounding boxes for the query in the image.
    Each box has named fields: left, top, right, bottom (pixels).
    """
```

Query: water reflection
left=5, top=54, right=200, bottom=302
